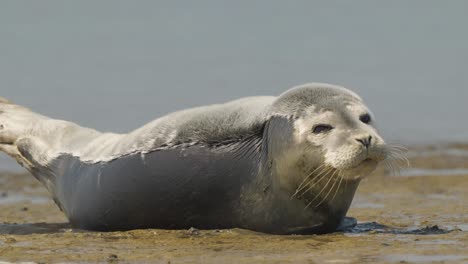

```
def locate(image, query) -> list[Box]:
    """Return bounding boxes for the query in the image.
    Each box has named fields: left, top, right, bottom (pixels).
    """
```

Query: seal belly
left=52, top=144, right=257, bottom=231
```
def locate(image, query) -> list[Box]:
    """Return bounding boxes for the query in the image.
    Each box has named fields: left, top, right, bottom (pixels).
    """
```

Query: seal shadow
left=0, top=222, right=72, bottom=235
left=337, top=217, right=452, bottom=235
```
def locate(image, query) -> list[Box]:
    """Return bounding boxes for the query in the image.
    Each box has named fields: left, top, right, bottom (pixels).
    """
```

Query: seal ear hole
left=312, top=124, right=333, bottom=134
left=359, top=113, right=371, bottom=124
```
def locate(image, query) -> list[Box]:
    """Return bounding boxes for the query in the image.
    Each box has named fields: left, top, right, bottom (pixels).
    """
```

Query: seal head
left=242, top=84, right=389, bottom=233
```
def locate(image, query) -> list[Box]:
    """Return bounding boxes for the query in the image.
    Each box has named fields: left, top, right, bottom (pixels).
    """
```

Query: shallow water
left=0, top=149, right=467, bottom=263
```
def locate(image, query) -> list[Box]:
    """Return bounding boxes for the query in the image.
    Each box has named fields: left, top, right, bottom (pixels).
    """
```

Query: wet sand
left=0, top=145, right=467, bottom=263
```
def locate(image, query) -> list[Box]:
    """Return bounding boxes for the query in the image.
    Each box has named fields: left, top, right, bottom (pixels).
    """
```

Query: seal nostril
left=356, top=136, right=372, bottom=148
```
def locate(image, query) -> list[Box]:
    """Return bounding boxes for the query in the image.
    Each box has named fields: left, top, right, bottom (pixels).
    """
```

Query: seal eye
left=312, top=124, right=333, bottom=134
left=360, top=113, right=371, bottom=124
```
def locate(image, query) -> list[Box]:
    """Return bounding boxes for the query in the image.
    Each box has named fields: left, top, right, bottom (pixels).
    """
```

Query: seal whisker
left=315, top=170, right=341, bottom=208
left=388, top=148, right=407, bottom=158
left=383, top=158, right=393, bottom=171
left=329, top=171, right=344, bottom=203
left=384, top=148, right=409, bottom=176
left=388, top=152, right=409, bottom=171
left=304, top=169, right=337, bottom=209
left=297, top=164, right=325, bottom=189
left=341, top=170, right=348, bottom=189
left=297, top=167, right=334, bottom=198
left=385, top=159, right=398, bottom=176
left=293, top=165, right=330, bottom=198
left=294, top=167, right=331, bottom=198
left=395, top=154, right=410, bottom=168
left=384, top=157, right=405, bottom=176
left=387, top=147, right=407, bottom=152
left=387, top=147, right=410, bottom=166
left=387, top=144, right=408, bottom=151
left=293, top=164, right=326, bottom=196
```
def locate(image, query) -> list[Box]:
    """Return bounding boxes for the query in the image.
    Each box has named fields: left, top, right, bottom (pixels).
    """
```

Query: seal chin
left=337, top=158, right=379, bottom=180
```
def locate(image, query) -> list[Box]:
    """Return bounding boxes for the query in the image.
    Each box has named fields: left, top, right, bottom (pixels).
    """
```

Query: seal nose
left=356, top=136, right=372, bottom=149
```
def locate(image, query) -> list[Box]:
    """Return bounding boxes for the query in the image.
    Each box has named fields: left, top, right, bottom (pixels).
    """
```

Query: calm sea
left=1, top=1, right=467, bottom=172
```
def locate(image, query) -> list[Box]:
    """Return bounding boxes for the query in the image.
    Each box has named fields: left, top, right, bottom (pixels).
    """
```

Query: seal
left=0, top=83, right=401, bottom=234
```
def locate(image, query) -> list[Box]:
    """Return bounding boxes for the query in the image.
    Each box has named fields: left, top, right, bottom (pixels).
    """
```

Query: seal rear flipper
left=0, top=97, right=102, bottom=167
left=0, top=136, right=62, bottom=211
left=0, top=136, right=58, bottom=195
left=0, top=97, right=53, bottom=145
left=15, top=136, right=58, bottom=192
left=0, top=143, right=34, bottom=170
left=0, top=98, right=44, bottom=170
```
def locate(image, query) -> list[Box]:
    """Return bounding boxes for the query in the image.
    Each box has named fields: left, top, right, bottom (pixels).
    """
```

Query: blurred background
left=1, top=0, right=467, bottom=171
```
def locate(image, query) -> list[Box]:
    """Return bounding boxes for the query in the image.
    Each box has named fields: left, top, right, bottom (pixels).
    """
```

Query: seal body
left=0, top=83, right=389, bottom=234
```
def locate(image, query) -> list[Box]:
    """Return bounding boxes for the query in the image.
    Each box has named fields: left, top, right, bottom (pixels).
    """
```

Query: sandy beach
left=0, top=144, right=466, bottom=263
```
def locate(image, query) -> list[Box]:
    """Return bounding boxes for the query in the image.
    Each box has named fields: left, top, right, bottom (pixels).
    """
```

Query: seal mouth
left=340, top=157, right=379, bottom=181
left=349, top=157, right=374, bottom=169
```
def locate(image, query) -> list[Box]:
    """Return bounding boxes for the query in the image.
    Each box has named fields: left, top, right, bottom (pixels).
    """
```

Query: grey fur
left=0, top=83, right=385, bottom=234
